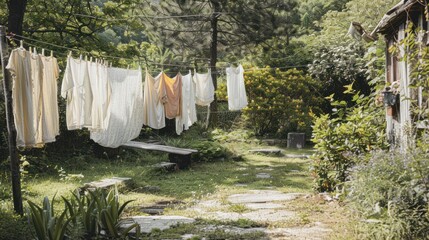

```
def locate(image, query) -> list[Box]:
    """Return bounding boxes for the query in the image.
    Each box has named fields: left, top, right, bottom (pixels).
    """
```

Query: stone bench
left=121, top=141, right=198, bottom=169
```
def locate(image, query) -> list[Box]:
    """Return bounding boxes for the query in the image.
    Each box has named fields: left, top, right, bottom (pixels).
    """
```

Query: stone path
left=127, top=190, right=333, bottom=239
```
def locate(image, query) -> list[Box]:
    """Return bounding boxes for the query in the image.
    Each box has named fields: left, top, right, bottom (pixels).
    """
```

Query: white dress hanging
left=226, top=64, right=248, bottom=110
left=176, top=71, right=197, bottom=135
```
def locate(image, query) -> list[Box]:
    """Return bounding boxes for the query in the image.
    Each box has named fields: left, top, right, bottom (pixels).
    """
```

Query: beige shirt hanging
left=142, top=71, right=165, bottom=129
left=6, top=49, right=39, bottom=147
left=40, top=55, right=60, bottom=143
left=29, top=52, right=44, bottom=146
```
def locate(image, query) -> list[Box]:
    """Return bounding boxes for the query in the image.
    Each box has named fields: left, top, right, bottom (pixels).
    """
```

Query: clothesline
left=74, top=12, right=228, bottom=22
left=7, top=34, right=308, bottom=73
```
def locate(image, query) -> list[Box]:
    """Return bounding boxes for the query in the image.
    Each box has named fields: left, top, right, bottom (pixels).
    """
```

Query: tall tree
left=138, top=0, right=298, bottom=124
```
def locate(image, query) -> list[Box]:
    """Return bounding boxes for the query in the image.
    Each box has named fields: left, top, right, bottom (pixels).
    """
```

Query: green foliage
left=309, top=43, right=370, bottom=106
left=311, top=83, right=387, bottom=192
left=27, top=195, right=71, bottom=240
left=26, top=189, right=139, bottom=240
left=348, top=149, right=429, bottom=239
left=189, top=140, right=230, bottom=162
left=243, top=67, right=322, bottom=137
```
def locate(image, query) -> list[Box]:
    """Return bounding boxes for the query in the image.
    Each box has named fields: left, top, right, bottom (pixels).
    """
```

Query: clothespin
left=68, top=51, right=72, bottom=57
left=90, top=57, right=93, bottom=62
left=50, top=50, right=53, bottom=57
left=110, top=62, right=112, bottom=68
left=42, top=48, right=45, bottom=56
left=33, top=47, right=37, bottom=55
left=85, top=55, right=88, bottom=61
left=80, top=54, right=83, bottom=61
left=19, top=40, right=24, bottom=49
left=29, top=47, right=32, bottom=53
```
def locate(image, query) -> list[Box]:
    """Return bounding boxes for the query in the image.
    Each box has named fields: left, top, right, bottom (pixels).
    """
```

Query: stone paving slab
left=256, top=173, right=271, bottom=179
left=212, top=209, right=295, bottom=222
left=125, top=216, right=195, bottom=233
left=245, top=202, right=284, bottom=209
left=284, top=154, right=310, bottom=159
left=228, top=190, right=303, bottom=204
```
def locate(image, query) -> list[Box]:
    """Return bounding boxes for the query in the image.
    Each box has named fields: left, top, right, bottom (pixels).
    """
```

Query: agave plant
left=89, top=188, right=140, bottom=239
left=27, top=195, right=73, bottom=240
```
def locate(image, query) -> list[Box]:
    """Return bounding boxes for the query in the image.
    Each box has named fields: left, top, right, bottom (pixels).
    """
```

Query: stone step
left=83, top=177, right=131, bottom=191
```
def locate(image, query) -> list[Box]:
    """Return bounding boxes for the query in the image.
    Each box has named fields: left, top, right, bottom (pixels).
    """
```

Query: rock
left=234, top=184, right=248, bottom=187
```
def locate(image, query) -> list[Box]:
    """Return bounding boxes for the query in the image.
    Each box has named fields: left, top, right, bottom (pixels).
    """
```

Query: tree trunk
left=7, top=0, right=28, bottom=38
left=209, top=0, right=221, bottom=126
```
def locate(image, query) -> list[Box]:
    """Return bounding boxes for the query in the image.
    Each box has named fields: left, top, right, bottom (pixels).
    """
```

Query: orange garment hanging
left=159, top=72, right=182, bottom=119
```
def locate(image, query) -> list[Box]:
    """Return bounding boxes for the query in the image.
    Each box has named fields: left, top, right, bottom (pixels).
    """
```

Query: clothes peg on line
left=80, top=54, right=83, bottom=61
left=68, top=51, right=72, bottom=57
left=33, top=47, right=37, bottom=55
left=19, top=40, right=24, bottom=49
left=90, top=57, right=93, bottom=62
left=42, top=48, right=45, bottom=56
left=50, top=50, right=53, bottom=57
left=29, top=47, right=32, bottom=53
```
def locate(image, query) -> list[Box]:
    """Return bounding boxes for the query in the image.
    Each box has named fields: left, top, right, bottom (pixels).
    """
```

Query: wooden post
left=0, top=25, right=23, bottom=215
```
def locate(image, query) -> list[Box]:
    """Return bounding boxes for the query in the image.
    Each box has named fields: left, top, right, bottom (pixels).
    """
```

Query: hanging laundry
left=142, top=71, right=165, bottom=129
left=29, top=51, right=44, bottom=146
left=88, top=60, right=111, bottom=132
left=61, top=56, right=93, bottom=130
left=91, top=67, right=143, bottom=148
left=176, top=71, right=197, bottom=135
left=226, top=64, right=248, bottom=111
left=160, top=72, right=182, bottom=119
left=6, top=48, right=60, bottom=148
left=193, top=70, right=215, bottom=106
left=40, top=54, right=60, bottom=143
left=6, top=49, right=39, bottom=147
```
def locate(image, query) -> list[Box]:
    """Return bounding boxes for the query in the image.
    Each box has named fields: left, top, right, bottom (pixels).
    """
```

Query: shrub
left=347, top=149, right=429, bottom=239
left=243, top=67, right=322, bottom=137
left=311, top=84, right=387, bottom=192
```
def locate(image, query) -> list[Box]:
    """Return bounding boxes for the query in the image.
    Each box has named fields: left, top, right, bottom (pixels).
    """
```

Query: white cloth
left=40, top=55, right=60, bottom=143
left=142, top=71, right=166, bottom=129
left=193, top=70, right=214, bottom=106
left=226, top=64, right=248, bottom=110
left=61, top=56, right=93, bottom=130
left=91, top=67, right=143, bottom=148
left=176, top=71, right=197, bottom=135
left=88, top=61, right=111, bottom=132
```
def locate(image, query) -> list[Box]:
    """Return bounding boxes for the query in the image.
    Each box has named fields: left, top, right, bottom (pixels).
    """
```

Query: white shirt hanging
left=193, top=69, right=214, bottom=106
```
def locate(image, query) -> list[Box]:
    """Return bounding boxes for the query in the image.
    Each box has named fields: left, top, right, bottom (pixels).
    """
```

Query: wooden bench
left=121, top=141, right=198, bottom=169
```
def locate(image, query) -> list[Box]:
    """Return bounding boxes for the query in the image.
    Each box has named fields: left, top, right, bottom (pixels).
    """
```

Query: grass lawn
left=0, top=128, right=356, bottom=239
